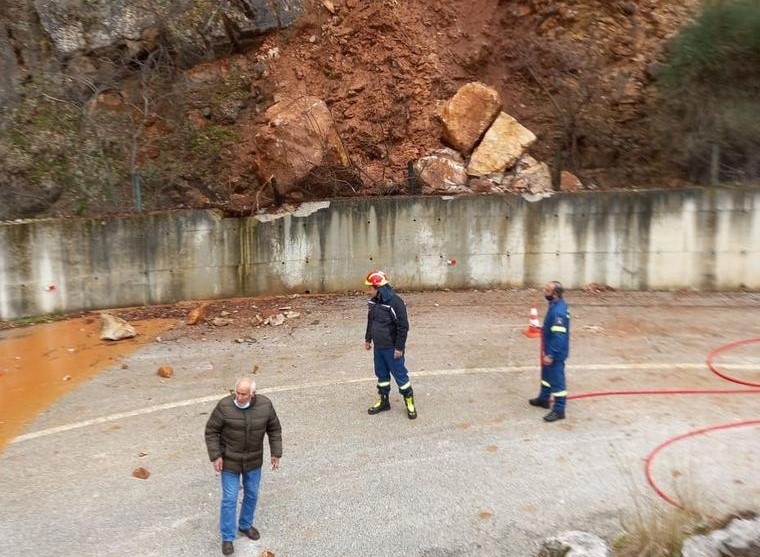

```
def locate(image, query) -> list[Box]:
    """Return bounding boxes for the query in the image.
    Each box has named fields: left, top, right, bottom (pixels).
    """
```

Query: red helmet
left=364, top=270, right=389, bottom=287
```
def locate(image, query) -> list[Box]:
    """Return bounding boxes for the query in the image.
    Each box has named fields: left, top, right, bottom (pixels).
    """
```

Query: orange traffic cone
left=522, top=306, right=542, bottom=338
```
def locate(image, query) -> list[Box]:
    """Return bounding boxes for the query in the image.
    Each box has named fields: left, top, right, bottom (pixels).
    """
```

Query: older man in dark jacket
left=205, top=377, right=282, bottom=555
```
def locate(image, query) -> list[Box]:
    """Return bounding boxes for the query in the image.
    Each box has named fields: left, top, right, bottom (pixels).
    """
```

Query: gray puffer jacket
left=205, top=394, right=282, bottom=473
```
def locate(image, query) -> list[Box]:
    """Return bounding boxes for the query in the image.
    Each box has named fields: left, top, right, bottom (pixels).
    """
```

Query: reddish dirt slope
left=230, top=0, right=697, bottom=196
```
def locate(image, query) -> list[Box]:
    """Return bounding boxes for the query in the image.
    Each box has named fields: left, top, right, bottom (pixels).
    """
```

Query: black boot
left=529, top=397, right=551, bottom=409
left=368, top=393, right=390, bottom=415
left=543, top=410, right=566, bottom=422
left=403, top=393, right=417, bottom=420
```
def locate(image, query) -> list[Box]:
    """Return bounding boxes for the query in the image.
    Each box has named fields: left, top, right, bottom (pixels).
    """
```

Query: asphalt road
left=1, top=290, right=759, bottom=557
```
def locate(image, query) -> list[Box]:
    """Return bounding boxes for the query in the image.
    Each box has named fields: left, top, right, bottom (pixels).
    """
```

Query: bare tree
left=511, top=38, right=613, bottom=188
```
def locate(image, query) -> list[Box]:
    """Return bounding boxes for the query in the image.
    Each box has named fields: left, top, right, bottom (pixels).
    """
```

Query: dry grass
left=613, top=455, right=708, bottom=557
left=614, top=502, right=698, bottom=557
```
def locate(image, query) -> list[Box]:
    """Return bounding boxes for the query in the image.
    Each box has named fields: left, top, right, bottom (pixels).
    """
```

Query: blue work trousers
left=538, top=360, right=567, bottom=412
left=373, top=348, right=413, bottom=395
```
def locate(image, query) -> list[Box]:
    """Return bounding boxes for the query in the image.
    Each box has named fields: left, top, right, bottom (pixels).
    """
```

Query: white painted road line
left=9, top=362, right=757, bottom=445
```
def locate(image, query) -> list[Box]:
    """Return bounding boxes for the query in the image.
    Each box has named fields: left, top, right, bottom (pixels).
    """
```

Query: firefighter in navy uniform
left=529, top=281, right=570, bottom=422
left=364, top=270, right=417, bottom=419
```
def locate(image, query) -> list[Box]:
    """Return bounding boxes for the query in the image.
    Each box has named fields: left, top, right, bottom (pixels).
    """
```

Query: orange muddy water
left=0, top=317, right=174, bottom=451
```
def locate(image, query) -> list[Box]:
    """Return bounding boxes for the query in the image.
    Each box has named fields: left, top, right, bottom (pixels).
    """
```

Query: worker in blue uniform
left=364, top=270, right=417, bottom=419
left=529, top=281, right=570, bottom=422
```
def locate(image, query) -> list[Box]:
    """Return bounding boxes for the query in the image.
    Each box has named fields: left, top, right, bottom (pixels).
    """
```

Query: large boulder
left=440, top=82, right=502, bottom=154
left=413, top=149, right=469, bottom=194
left=252, top=97, right=351, bottom=199
left=467, top=112, right=536, bottom=176
left=539, top=531, right=610, bottom=557
left=502, top=155, right=552, bottom=194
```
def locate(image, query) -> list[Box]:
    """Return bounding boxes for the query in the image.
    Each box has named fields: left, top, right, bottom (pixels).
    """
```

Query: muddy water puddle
left=0, top=317, right=174, bottom=451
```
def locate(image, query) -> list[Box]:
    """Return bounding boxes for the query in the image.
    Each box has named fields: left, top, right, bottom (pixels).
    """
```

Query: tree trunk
left=709, top=143, right=720, bottom=187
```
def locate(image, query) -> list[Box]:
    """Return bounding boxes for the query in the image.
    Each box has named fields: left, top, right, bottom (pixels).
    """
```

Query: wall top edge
left=1, top=186, right=759, bottom=228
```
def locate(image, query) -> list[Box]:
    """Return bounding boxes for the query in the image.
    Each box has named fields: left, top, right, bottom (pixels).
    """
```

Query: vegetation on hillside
left=655, top=0, right=760, bottom=184
left=3, top=0, right=760, bottom=220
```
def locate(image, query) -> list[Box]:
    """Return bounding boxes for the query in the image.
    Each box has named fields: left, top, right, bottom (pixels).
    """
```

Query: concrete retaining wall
left=1, top=187, right=758, bottom=319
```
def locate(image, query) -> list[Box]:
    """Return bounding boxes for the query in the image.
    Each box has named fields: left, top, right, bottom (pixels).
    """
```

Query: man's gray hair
left=235, top=377, right=256, bottom=394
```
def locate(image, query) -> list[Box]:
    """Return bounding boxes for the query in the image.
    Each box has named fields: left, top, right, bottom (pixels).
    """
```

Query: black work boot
left=529, top=397, right=551, bottom=409
left=543, top=410, right=566, bottom=422
left=403, top=393, right=417, bottom=420
left=368, top=393, right=391, bottom=415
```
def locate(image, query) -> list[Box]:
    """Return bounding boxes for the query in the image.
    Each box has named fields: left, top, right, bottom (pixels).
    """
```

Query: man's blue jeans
left=220, top=467, right=262, bottom=541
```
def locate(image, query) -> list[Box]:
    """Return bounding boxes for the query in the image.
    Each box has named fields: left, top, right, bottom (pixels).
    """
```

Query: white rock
left=539, top=531, right=610, bottom=557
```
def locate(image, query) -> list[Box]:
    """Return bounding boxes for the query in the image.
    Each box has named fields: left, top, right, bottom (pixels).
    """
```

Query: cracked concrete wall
left=1, top=187, right=758, bottom=319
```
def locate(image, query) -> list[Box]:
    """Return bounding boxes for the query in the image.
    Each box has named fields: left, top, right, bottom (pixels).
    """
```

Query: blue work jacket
left=543, top=298, right=570, bottom=362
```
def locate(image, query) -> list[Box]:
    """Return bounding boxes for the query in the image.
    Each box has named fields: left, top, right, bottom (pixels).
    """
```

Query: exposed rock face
left=1, top=0, right=301, bottom=122
left=0, top=25, right=20, bottom=110
left=440, top=82, right=502, bottom=154
left=252, top=96, right=351, bottom=200
left=31, top=0, right=303, bottom=57
left=413, top=149, right=468, bottom=194
left=468, top=112, right=537, bottom=176
left=100, top=313, right=137, bottom=340
left=539, top=531, right=610, bottom=557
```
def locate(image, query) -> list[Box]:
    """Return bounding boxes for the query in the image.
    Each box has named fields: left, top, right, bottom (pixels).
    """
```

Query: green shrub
left=656, top=0, right=760, bottom=184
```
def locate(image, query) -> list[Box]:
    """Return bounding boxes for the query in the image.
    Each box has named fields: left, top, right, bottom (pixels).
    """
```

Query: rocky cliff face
left=1, top=0, right=302, bottom=110
left=0, top=0, right=698, bottom=220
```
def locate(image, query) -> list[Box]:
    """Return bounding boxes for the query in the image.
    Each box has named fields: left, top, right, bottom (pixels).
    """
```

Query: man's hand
left=213, top=456, right=223, bottom=473
left=271, top=456, right=280, bottom=471
left=365, top=341, right=372, bottom=351
left=393, top=349, right=403, bottom=360
left=542, top=354, right=554, bottom=366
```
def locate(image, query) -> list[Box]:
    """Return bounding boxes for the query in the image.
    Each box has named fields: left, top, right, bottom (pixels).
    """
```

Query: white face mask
left=233, top=398, right=251, bottom=409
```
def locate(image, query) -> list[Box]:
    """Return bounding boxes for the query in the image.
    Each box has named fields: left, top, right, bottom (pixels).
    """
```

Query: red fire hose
left=566, top=338, right=760, bottom=511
